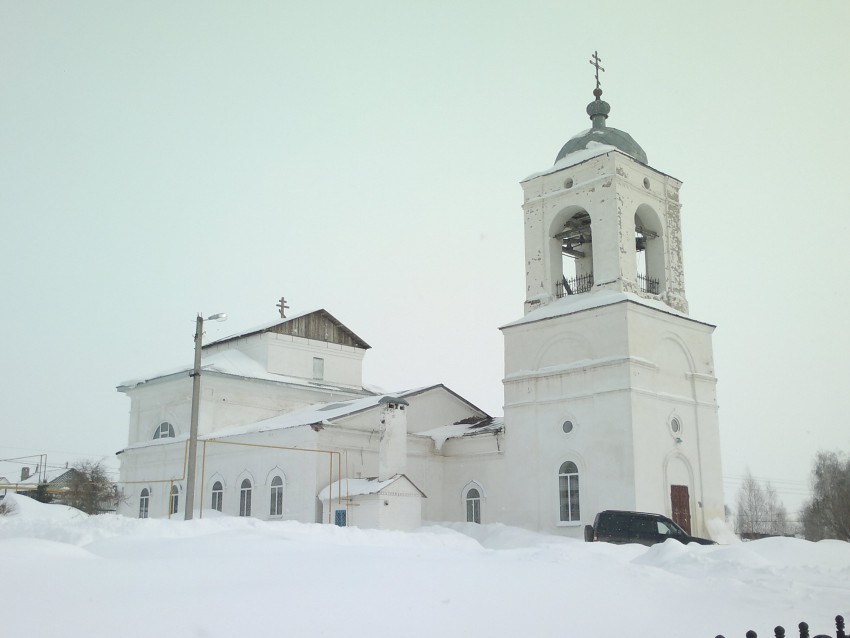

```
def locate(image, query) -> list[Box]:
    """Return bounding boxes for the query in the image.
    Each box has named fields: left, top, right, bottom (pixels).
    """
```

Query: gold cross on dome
left=589, top=51, right=605, bottom=90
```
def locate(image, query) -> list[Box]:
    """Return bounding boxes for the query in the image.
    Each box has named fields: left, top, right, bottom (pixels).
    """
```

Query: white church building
left=117, top=79, right=725, bottom=538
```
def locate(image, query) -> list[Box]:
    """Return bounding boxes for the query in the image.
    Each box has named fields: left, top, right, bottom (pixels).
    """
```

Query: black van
left=584, top=510, right=716, bottom=546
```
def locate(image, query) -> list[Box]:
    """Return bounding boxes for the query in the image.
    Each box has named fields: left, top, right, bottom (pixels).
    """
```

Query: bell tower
left=500, top=56, right=724, bottom=539
left=522, top=66, right=687, bottom=317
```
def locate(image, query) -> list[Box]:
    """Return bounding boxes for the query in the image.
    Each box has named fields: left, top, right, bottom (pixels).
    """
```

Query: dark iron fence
left=716, top=614, right=845, bottom=638
left=556, top=273, right=594, bottom=298
left=637, top=272, right=659, bottom=294
left=555, top=273, right=659, bottom=297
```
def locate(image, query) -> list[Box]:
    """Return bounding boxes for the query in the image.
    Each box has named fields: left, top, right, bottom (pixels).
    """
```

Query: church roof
left=317, top=474, right=426, bottom=501
left=190, top=384, right=481, bottom=442
left=554, top=88, right=647, bottom=165
left=109, top=385, right=491, bottom=454
left=207, top=309, right=371, bottom=350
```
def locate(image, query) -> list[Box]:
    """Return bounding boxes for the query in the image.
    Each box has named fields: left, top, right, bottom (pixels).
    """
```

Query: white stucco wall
left=121, top=372, right=367, bottom=448
left=204, top=331, right=367, bottom=390
left=499, top=297, right=723, bottom=539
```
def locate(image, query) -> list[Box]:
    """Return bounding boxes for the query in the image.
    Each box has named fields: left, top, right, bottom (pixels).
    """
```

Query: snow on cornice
left=414, top=417, right=504, bottom=452
left=500, top=289, right=711, bottom=330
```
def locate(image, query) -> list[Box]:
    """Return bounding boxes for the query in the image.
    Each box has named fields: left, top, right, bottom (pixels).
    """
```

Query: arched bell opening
left=634, top=204, right=665, bottom=295
left=551, top=206, right=594, bottom=298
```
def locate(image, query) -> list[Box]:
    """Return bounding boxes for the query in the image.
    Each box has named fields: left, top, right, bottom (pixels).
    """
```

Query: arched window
left=270, top=476, right=283, bottom=517
left=558, top=461, right=580, bottom=522
left=554, top=208, right=594, bottom=298
left=634, top=205, right=664, bottom=295
left=153, top=422, right=175, bottom=439
left=465, top=487, right=481, bottom=524
left=239, top=479, right=252, bottom=517
left=169, top=485, right=179, bottom=516
left=211, top=481, right=223, bottom=512
left=139, top=488, right=149, bottom=519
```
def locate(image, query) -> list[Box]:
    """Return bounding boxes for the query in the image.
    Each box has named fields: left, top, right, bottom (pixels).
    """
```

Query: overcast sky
left=1, top=1, right=848, bottom=515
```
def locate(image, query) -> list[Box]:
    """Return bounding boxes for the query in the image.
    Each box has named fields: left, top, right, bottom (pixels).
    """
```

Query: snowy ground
left=1, top=494, right=848, bottom=638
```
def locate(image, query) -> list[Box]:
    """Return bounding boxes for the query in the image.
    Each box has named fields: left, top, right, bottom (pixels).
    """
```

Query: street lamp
left=185, top=312, right=227, bottom=520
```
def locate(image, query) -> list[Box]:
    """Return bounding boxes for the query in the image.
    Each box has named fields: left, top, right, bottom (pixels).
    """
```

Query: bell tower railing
left=556, top=274, right=594, bottom=298
left=637, top=273, right=660, bottom=295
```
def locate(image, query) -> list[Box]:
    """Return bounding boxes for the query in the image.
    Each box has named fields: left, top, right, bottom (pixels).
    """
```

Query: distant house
left=0, top=465, right=117, bottom=514
left=0, top=465, right=71, bottom=501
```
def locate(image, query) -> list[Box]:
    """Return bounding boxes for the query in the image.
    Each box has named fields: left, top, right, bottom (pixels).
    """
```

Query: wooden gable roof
left=208, top=309, right=371, bottom=350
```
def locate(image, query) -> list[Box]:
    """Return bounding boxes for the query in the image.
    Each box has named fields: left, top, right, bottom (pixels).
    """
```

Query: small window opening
left=466, top=488, right=481, bottom=524
left=169, top=485, right=179, bottom=516
left=139, top=488, right=150, bottom=519
left=270, top=476, right=284, bottom=517
left=313, top=357, right=324, bottom=381
left=558, top=462, right=580, bottom=522
left=154, top=422, right=175, bottom=439
left=240, top=479, right=252, bottom=517
left=211, top=481, right=223, bottom=512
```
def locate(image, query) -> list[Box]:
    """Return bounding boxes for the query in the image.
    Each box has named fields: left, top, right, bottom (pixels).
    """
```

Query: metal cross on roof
left=589, top=51, right=605, bottom=91
left=277, top=296, right=290, bottom=319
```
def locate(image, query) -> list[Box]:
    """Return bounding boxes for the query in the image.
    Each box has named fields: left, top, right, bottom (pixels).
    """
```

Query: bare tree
left=0, top=498, right=15, bottom=516
left=735, top=469, right=788, bottom=537
left=736, top=470, right=767, bottom=536
left=801, top=451, right=850, bottom=541
left=64, top=461, right=120, bottom=515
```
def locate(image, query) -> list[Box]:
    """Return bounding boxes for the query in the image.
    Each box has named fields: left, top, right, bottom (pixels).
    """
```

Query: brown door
left=670, top=485, right=691, bottom=535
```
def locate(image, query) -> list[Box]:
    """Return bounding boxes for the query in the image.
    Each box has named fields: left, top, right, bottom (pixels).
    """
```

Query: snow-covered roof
left=119, top=383, right=496, bottom=453
left=521, top=142, right=619, bottom=182
left=521, top=140, right=677, bottom=184
left=0, top=467, right=76, bottom=489
left=118, top=347, right=374, bottom=394
left=206, top=308, right=371, bottom=350
left=317, top=474, right=425, bottom=501
left=414, top=416, right=504, bottom=451
left=500, top=289, right=713, bottom=330
left=200, top=390, right=415, bottom=440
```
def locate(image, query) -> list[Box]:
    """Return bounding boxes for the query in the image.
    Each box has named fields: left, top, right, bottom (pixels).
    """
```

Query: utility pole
left=184, top=312, right=226, bottom=520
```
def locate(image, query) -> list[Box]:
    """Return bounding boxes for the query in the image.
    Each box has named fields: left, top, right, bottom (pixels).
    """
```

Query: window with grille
left=139, top=488, right=149, bottom=519
left=153, top=422, right=175, bottom=439
left=169, top=485, right=179, bottom=515
left=239, top=479, right=252, bottom=517
left=211, top=481, right=223, bottom=512
left=466, top=487, right=481, bottom=524
left=270, top=476, right=283, bottom=516
left=558, top=461, right=580, bottom=522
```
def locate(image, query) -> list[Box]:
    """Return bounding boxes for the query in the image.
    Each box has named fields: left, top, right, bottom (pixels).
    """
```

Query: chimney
left=377, top=396, right=410, bottom=481
left=20, top=467, right=30, bottom=481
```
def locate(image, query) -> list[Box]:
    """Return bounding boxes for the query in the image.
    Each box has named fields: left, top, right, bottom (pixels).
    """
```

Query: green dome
left=555, top=94, right=647, bottom=165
